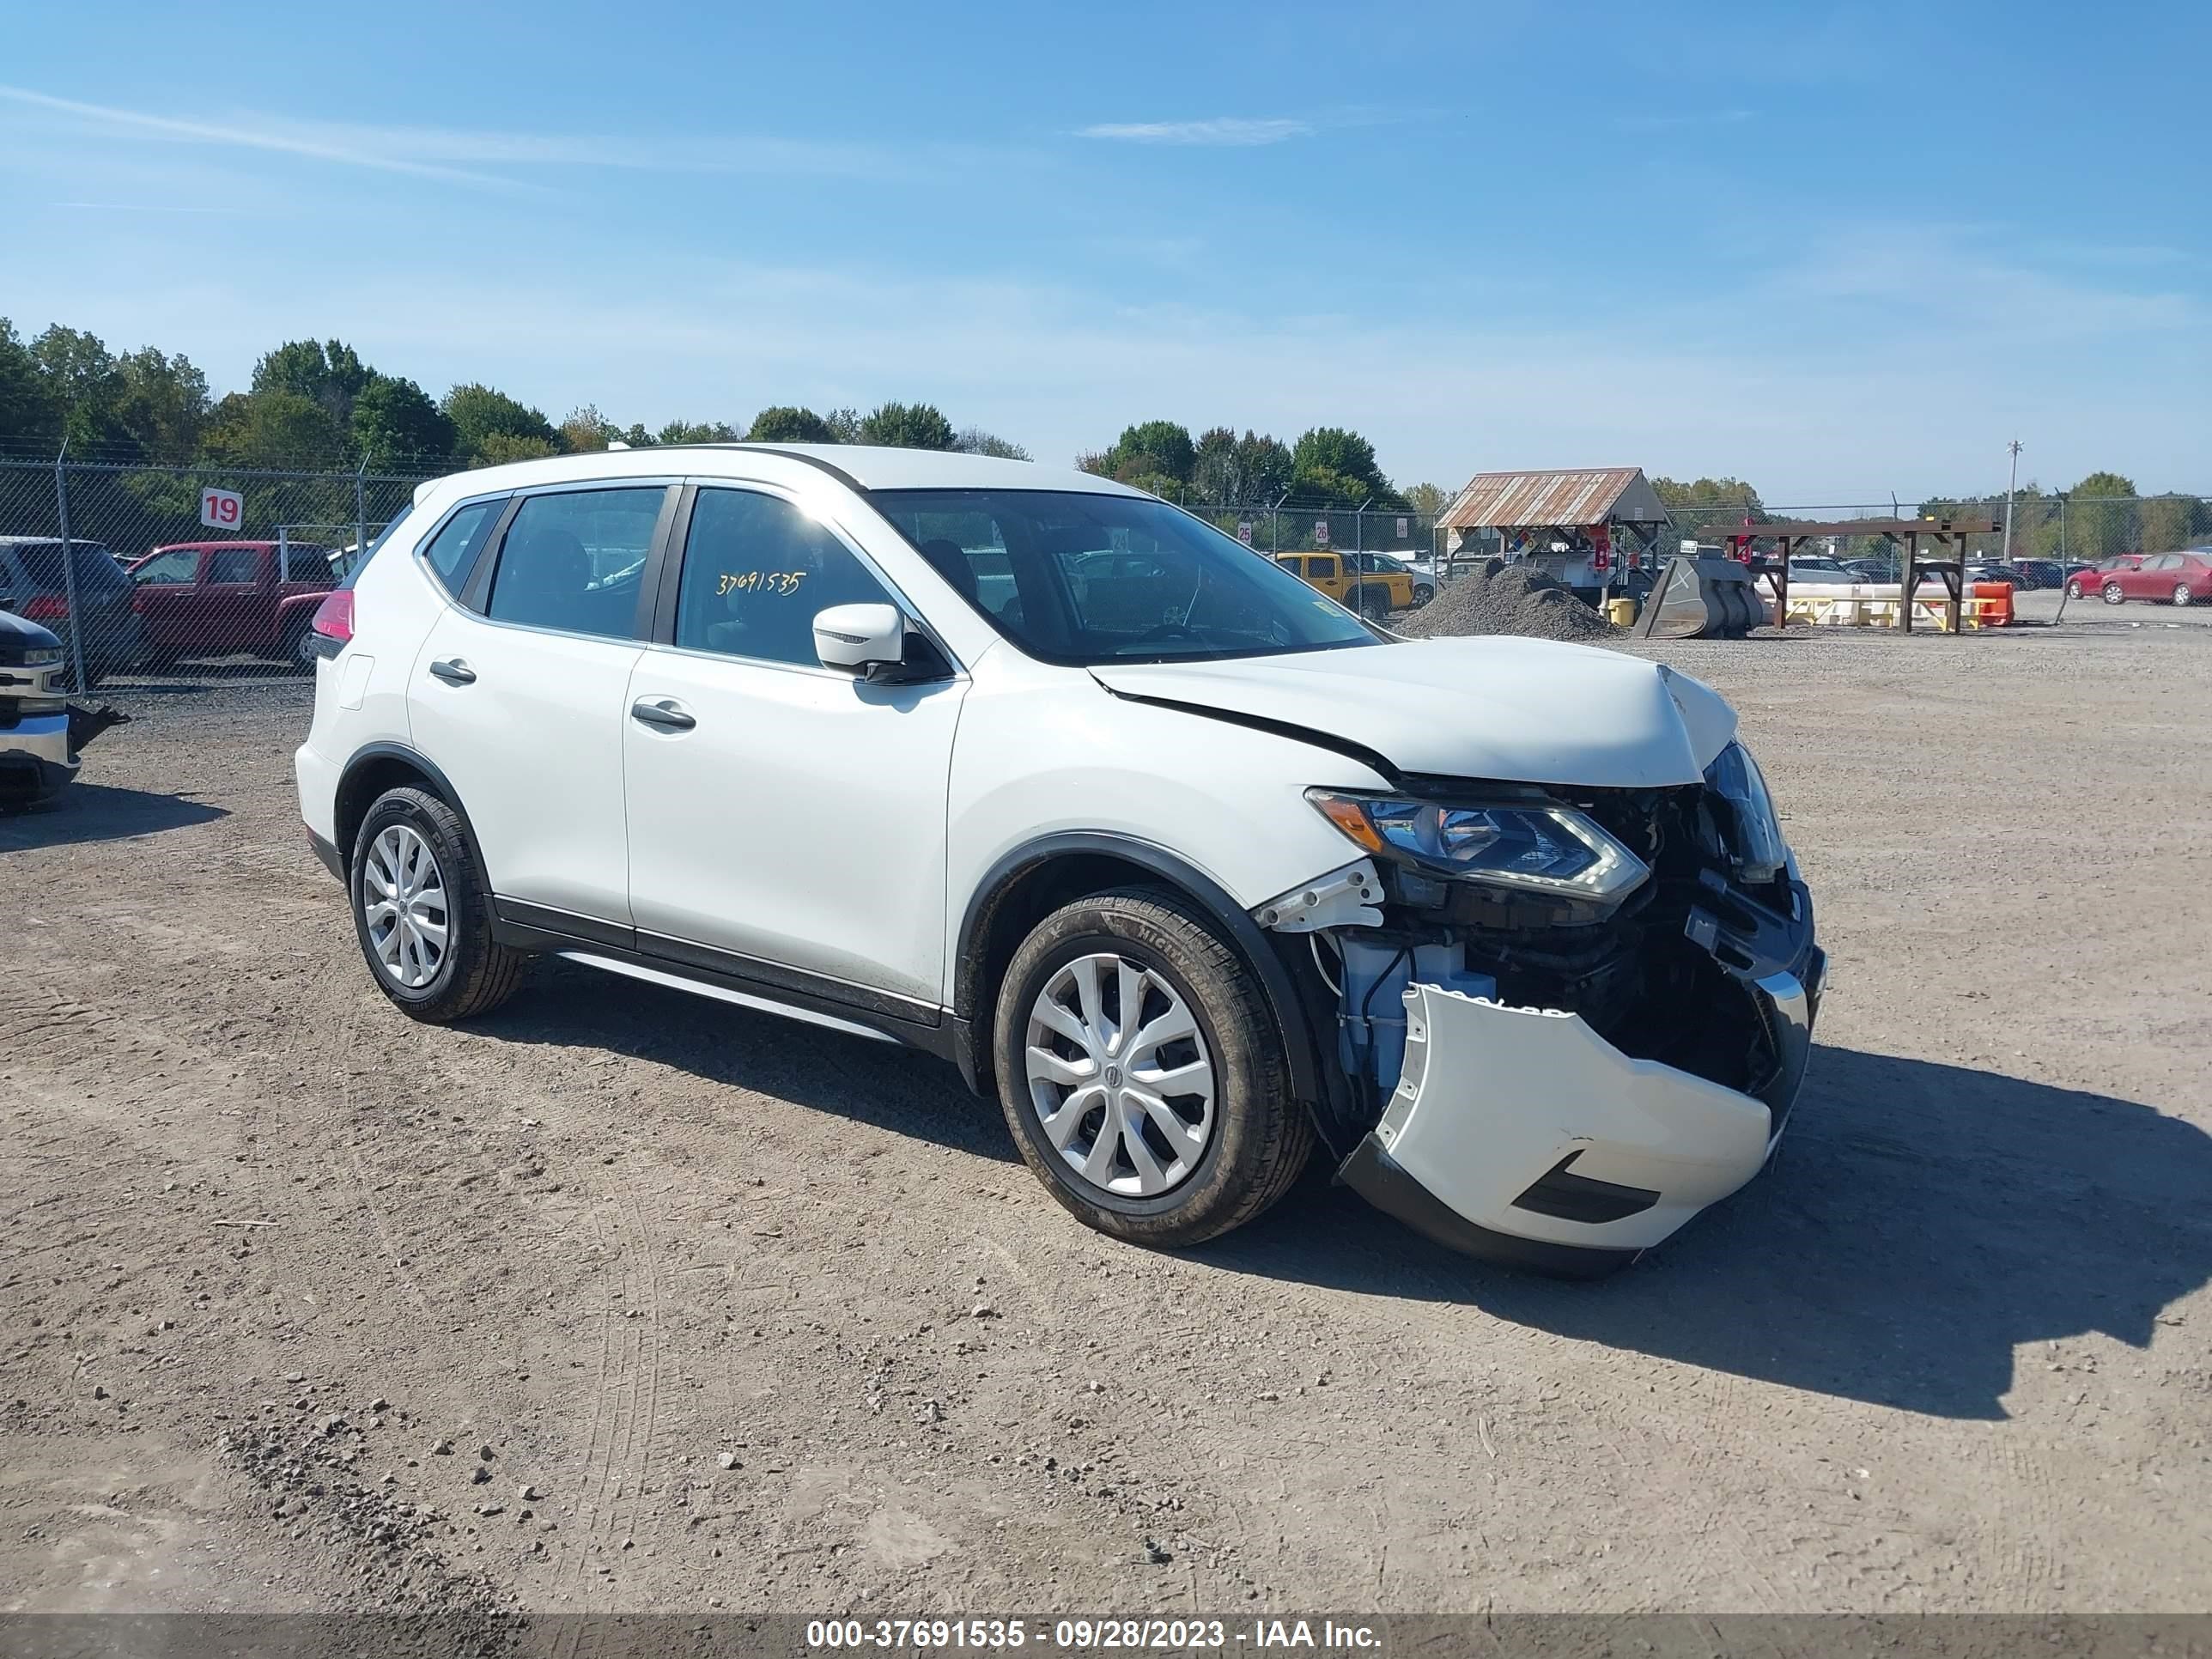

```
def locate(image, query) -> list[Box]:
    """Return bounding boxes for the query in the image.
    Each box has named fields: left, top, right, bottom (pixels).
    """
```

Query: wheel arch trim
left=334, top=740, right=489, bottom=884
left=952, top=830, right=1324, bottom=1110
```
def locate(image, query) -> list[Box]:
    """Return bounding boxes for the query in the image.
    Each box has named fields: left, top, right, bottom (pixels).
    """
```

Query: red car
left=129, top=539, right=337, bottom=665
left=2096, top=550, right=2212, bottom=607
left=2064, top=554, right=2144, bottom=599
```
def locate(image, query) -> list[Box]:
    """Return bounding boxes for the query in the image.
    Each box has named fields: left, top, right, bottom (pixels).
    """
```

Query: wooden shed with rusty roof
left=1437, top=467, right=1669, bottom=548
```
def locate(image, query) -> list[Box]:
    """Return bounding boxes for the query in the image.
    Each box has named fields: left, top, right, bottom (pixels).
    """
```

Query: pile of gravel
left=1396, top=558, right=1621, bottom=643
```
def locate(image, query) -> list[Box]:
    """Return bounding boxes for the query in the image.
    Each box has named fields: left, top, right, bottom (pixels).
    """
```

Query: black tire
left=2102, top=582, right=2124, bottom=605
left=1413, top=583, right=1435, bottom=606
left=282, top=617, right=316, bottom=671
left=992, top=887, right=1312, bottom=1249
left=2065, top=580, right=2084, bottom=599
left=349, top=786, right=528, bottom=1024
left=2174, top=584, right=2193, bottom=607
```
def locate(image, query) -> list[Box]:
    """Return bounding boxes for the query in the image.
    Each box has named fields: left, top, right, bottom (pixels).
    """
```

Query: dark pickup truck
left=128, top=539, right=337, bottom=667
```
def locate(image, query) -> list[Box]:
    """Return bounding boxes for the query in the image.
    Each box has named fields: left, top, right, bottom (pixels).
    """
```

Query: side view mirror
left=812, top=603, right=906, bottom=676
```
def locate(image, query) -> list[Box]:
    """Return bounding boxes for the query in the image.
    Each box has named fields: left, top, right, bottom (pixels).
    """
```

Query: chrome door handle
left=428, top=659, right=476, bottom=685
left=630, top=698, right=696, bottom=732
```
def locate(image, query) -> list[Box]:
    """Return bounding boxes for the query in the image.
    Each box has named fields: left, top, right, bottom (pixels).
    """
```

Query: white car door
left=408, top=483, right=672, bottom=932
left=621, top=483, right=968, bottom=1014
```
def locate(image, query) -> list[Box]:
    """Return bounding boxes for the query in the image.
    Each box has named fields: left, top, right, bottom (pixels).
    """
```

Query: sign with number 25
left=199, top=486, right=245, bottom=531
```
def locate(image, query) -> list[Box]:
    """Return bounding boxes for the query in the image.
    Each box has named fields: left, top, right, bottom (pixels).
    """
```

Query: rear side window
left=673, top=488, right=898, bottom=665
left=16, top=541, right=127, bottom=592
left=486, top=488, right=665, bottom=640
left=282, top=543, right=331, bottom=580
left=207, top=548, right=260, bottom=585
left=418, top=501, right=501, bottom=592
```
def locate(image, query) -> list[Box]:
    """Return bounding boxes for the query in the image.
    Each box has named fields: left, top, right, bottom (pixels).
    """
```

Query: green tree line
left=1077, top=417, right=1446, bottom=515
left=0, top=319, right=1029, bottom=471
left=1651, top=472, right=2209, bottom=561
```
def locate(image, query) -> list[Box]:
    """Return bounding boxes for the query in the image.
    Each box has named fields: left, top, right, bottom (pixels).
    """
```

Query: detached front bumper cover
left=1340, top=886, right=1822, bottom=1276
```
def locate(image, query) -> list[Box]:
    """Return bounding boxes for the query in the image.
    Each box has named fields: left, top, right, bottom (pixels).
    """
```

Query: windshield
left=869, top=489, right=1380, bottom=665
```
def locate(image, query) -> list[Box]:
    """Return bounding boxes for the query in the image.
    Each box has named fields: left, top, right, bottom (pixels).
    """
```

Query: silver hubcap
left=1024, top=951, right=1216, bottom=1198
left=362, top=824, right=449, bottom=989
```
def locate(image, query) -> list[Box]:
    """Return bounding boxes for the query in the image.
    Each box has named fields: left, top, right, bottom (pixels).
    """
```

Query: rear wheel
left=349, top=786, right=527, bottom=1023
left=2174, top=584, right=2194, bottom=607
left=2065, top=580, right=2084, bottom=599
left=2102, top=582, right=2125, bottom=605
left=993, top=889, right=1311, bottom=1249
left=283, top=616, right=318, bottom=670
left=1413, top=583, right=1435, bottom=606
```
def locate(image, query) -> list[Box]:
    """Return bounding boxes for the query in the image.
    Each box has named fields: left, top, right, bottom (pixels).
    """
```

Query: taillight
left=307, top=589, right=354, bottom=659
left=21, top=595, right=66, bottom=622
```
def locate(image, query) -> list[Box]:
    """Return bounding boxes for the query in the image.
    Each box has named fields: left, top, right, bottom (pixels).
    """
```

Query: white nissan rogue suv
left=295, top=446, right=1821, bottom=1275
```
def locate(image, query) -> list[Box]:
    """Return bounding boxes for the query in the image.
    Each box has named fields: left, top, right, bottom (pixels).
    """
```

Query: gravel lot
left=3, top=617, right=2209, bottom=1620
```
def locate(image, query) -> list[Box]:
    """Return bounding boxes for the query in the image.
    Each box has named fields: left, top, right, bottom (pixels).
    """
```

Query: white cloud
left=1076, top=118, right=1311, bottom=147
left=0, top=84, right=928, bottom=189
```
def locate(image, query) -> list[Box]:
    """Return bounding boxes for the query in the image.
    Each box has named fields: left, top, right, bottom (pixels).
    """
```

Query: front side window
left=485, top=488, right=665, bottom=639
left=134, top=549, right=197, bottom=585
left=207, top=548, right=260, bottom=585
left=870, top=489, right=1379, bottom=666
left=674, top=488, right=899, bottom=665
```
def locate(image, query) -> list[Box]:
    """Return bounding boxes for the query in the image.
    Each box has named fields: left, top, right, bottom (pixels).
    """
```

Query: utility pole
left=2002, top=438, right=2023, bottom=563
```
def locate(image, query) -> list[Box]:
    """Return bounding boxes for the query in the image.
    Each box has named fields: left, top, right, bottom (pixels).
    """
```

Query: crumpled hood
left=1091, top=636, right=1737, bottom=788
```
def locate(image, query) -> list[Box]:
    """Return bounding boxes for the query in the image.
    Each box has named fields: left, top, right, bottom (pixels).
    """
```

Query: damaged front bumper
left=1333, top=874, right=1824, bottom=1276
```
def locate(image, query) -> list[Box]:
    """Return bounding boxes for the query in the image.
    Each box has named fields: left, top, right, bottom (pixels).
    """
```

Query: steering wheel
left=1131, top=622, right=1206, bottom=645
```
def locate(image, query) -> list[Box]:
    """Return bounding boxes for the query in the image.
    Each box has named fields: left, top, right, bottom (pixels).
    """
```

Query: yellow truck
left=1274, top=550, right=1418, bottom=618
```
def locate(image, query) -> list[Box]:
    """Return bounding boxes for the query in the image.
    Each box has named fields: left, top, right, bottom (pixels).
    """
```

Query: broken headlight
left=1307, top=789, right=1650, bottom=901
left=1703, top=741, right=1788, bottom=883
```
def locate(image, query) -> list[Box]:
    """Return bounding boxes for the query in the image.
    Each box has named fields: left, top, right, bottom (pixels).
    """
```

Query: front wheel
left=349, top=786, right=528, bottom=1023
left=2102, top=583, right=2125, bottom=605
left=993, top=889, right=1311, bottom=1249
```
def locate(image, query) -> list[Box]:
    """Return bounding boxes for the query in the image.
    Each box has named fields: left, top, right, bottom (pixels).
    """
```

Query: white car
left=295, top=447, right=1821, bottom=1276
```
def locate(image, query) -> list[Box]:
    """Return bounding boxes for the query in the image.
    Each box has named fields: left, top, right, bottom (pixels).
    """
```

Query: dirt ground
left=3, top=614, right=2209, bottom=1620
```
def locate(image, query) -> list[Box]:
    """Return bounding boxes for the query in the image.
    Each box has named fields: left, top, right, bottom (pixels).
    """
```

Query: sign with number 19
left=200, top=487, right=244, bottom=531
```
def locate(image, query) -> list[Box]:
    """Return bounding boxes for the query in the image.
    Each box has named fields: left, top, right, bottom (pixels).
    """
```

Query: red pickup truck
left=128, top=540, right=337, bottom=667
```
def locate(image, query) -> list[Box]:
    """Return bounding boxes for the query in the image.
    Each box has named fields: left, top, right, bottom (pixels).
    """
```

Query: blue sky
left=3, top=0, right=2206, bottom=500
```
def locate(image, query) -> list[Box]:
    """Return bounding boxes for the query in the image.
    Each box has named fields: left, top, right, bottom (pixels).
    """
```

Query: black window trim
left=452, top=479, right=684, bottom=645
left=412, top=489, right=516, bottom=603
left=645, top=475, right=966, bottom=678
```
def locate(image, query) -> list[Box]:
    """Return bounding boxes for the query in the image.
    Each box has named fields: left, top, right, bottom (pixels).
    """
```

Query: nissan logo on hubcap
left=1105, top=1065, right=1122, bottom=1087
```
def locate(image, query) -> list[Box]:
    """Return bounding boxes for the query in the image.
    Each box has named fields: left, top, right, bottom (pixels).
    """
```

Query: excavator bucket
left=1634, top=556, right=1763, bottom=640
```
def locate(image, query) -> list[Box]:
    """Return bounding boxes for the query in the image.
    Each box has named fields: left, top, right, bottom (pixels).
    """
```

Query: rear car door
left=621, top=482, right=968, bottom=1011
left=408, top=483, right=673, bottom=933
left=198, top=545, right=268, bottom=653
left=131, top=548, right=200, bottom=651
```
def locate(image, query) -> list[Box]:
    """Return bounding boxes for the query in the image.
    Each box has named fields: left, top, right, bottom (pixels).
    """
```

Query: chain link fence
left=0, top=457, right=430, bottom=692
left=6, top=459, right=2207, bottom=709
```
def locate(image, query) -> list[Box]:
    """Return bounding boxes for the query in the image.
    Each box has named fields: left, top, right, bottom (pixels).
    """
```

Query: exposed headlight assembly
left=1307, top=788, right=1649, bottom=901
left=22, top=647, right=63, bottom=666
left=1704, top=740, right=1788, bottom=883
